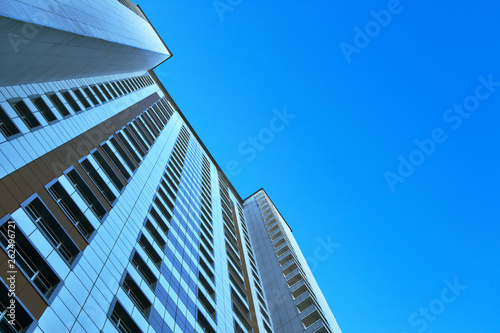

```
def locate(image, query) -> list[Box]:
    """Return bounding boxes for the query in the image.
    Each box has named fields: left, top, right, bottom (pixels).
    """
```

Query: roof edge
left=148, top=70, right=243, bottom=203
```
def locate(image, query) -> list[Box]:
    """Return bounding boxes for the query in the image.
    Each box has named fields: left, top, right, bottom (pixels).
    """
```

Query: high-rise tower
left=0, top=1, right=341, bottom=332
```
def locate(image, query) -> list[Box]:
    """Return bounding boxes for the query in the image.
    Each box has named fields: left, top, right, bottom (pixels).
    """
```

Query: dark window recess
left=231, top=287, right=250, bottom=317
left=116, top=132, right=141, bottom=164
left=131, top=79, right=139, bottom=90
left=157, top=187, right=174, bottom=211
left=198, top=289, right=216, bottom=321
left=12, top=100, right=41, bottom=129
left=232, top=301, right=252, bottom=332
left=110, top=137, right=137, bottom=171
left=83, top=87, right=99, bottom=105
left=126, top=125, right=148, bottom=153
left=109, top=301, right=142, bottom=333
left=0, top=106, right=20, bottom=138
left=47, top=182, right=95, bottom=239
left=126, top=79, right=136, bottom=91
left=160, top=179, right=176, bottom=201
left=122, top=127, right=146, bottom=157
left=32, top=97, right=57, bottom=123
left=102, top=144, right=131, bottom=180
left=67, top=169, right=107, bottom=220
left=137, top=117, right=155, bottom=143
left=80, top=159, right=117, bottom=205
left=0, top=221, right=61, bottom=298
left=0, top=282, right=34, bottom=333
left=149, top=206, right=169, bottom=236
left=146, top=111, right=162, bottom=132
left=131, top=252, right=157, bottom=289
left=91, top=150, right=124, bottom=191
left=198, top=272, right=215, bottom=300
left=48, top=94, right=70, bottom=117
left=111, top=82, right=123, bottom=96
left=24, top=198, right=81, bottom=264
left=91, top=86, right=106, bottom=103
left=99, top=84, right=112, bottom=100
left=153, top=197, right=172, bottom=222
left=138, top=234, right=162, bottom=267
left=121, top=274, right=152, bottom=316
left=144, top=219, right=166, bottom=249
left=197, top=310, right=216, bottom=333
left=131, top=121, right=152, bottom=147
left=199, top=256, right=215, bottom=283
left=72, top=89, right=91, bottom=109
left=62, top=91, right=82, bottom=112
left=118, top=81, right=130, bottom=94
left=105, top=83, right=118, bottom=99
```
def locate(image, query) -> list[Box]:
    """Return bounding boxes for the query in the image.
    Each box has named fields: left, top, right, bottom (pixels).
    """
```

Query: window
left=121, top=274, right=152, bottom=316
left=197, top=310, right=216, bottom=333
left=11, top=100, right=40, bottom=129
left=109, top=301, right=142, bottom=333
left=83, top=87, right=99, bottom=105
left=301, top=310, right=321, bottom=328
left=279, top=253, right=294, bottom=267
left=199, top=256, right=215, bottom=283
left=62, top=92, right=81, bottom=112
left=47, top=181, right=95, bottom=239
left=126, top=125, right=148, bottom=152
left=144, top=219, right=166, bottom=249
left=80, top=158, right=117, bottom=205
left=66, top=169, right=107, bottom=220
left=122, top=127, right=146, bottom=157
left=111, top=82, right=124, bottom=96
left=109, top=137, right=136, bottom=171
left=48, top=94, right=70, bottom=117
left=292, top=284, right=308, bottom=299
left=91, top=150, right=124, bottom=191
left=138, top=234, right=161, bottom=267
left=72, top=89, right=91, bottom=109
left=297, top=296, right=314, bottom=313
left=149, top=206, right=169, bottom=236
left=91, top=86, right=106, bottom=103
left=32, top=97, right=57, bottom=123
left=99, top=84, right=112, bottom=100
left=116, top=132, right=141, bottom=164
left=0, top=218, right=61, bottom=298
left=286, top=273, right=303, bottom=287
left=0, top=282, right=34, bottom=333
left=198, top=289, right=216, bottom=321
left=0, top=106, right=20, bottom=138
left=102, top=143, right=131, bottom=181
left=131, top=252, right=157, bottom=289
left=232, top=301, right=252, bottom=332
left=131, top=120, right=153, bottom=146
left=118, top=81, right=130, bottom=94
left=24, top=197, right=80, bottom=264
left=105, top=83, right=118, bottom=98
left=198, top=272, right=215, bottom=300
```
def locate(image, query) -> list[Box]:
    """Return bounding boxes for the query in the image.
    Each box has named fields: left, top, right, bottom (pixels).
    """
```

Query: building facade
left=0, top=1, right=341, bottom=333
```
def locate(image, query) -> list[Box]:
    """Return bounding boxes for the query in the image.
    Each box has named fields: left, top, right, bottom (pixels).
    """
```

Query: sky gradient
left=139, top=0, right=500, bottom=332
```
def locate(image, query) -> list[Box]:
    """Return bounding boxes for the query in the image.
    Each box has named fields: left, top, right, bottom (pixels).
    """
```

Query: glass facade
left=0, top=1, right=340, bottom=333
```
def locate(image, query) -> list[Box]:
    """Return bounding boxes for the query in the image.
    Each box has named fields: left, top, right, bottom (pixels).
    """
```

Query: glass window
left=48, top=94, right=70, bottom=117
left=11, top=100, right=41, bottom=129
left=24, top=197, right=80, bottom=264
left=0, top=106, right=20, bottom=138
left=0, top=218, right=61, bottom=298
left=32, top=97, right=57, bottom=123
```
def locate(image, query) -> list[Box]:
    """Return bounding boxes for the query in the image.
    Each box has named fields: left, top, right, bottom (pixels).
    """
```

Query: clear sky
left=139, top=0, right=500, bottom=332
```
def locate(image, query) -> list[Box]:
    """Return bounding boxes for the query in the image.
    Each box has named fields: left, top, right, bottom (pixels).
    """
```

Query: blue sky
left=140, top=0, right=500, bottom=332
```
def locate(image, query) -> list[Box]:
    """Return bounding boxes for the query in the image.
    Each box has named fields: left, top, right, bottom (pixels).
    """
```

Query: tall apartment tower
left=0, top=1, right=342, bottom=333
